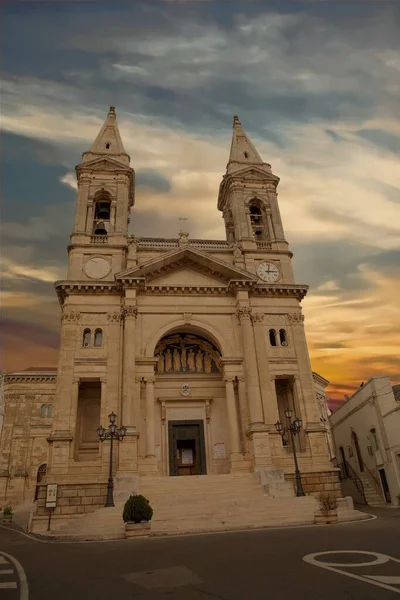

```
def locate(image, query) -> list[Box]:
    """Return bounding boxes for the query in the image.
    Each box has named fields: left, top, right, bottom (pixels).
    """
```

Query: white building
left=330, top=376, right=400, bottom=507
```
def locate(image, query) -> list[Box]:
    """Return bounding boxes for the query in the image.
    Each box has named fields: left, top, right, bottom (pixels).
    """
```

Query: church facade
left=0, top=108, right=339, bottom=530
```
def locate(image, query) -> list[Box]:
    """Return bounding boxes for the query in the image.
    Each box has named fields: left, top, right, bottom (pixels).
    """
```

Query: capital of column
left=223, top=376, right=235, bottom=384
left=107, top=310, right=122, bottom=323
left=61, top=310, right=81, bottom=324
left=287, top=313, right=305, bottom=324
left=236, top=306, right=252, bottom=322
left=251, top=312, right=265, bottom=325
left=122, top=305, right=138, bottom=320
left=144, top=377, right=155, bottom=385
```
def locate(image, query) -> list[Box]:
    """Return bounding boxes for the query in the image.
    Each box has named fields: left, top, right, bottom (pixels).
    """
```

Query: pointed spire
left=82, top=106, right=130, bottom=165
left=227, top=115, right=271, bottom=174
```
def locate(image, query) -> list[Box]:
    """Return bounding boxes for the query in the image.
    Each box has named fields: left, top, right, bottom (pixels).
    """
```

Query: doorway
left=168, top=420, right=207, bottom=476
left=351, top=431, right=364, bottom=472
left=378, top=469, right=392, bottom=503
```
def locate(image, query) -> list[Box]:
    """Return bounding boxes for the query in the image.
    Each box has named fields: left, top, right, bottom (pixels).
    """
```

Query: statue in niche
left=173, top=348, right=181, bottom=371
left=195, top=349, right=204, bottom=372
left=204, top=353, right=212, bottom=374
left=180, top=340, right=187, bottom=370
left=232, top=242, right=244, bottom=263
left=165, top=348, right=173, bottom=372
left=157, top=354, right=165, bottom=374
left=154, top=333, right=222, bottom=374
left=187, top=349, right=196, bottom=372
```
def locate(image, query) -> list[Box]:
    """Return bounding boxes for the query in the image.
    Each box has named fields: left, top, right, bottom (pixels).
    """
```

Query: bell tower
left=68, top=106, right=135, bottom=280
left=218, top=116, right=287, bottom=252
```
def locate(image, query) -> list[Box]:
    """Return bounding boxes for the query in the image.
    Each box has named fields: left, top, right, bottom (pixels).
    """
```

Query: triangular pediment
left=116, top=247, right=257, bottom=286
left=232, top=165, right=279, bottom=182
left=76, top=156, right=132, bottom=173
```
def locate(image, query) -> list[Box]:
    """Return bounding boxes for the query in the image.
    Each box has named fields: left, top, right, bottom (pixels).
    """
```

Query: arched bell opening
left=93, top=191, right=111, bottom=236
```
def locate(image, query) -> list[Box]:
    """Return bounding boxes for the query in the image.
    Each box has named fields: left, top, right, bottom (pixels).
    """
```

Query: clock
left=84, top=257, right=111, bottom=279
left=256, top=261, right=280, bottom=283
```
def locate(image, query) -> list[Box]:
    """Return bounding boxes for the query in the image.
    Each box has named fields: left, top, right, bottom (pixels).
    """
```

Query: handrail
left=361, top=460, right=384, bottom=496
left=340, top=461, right=367, bottom=504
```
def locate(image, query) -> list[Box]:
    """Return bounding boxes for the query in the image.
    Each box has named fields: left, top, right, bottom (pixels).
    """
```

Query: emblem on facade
left=181, top=384, right=191, bottom=397
left=155, top=334, right=221, bottom=374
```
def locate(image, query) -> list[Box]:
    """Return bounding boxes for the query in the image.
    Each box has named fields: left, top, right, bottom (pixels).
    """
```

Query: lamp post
left=97, top=412, right=127, bottom=507
left=275, top=408, right=305, bottom=497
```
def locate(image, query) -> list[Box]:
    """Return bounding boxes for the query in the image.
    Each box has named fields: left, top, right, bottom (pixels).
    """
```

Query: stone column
left=237, top=376, right=250, bottom=456
left=236, top=307, right=264, bottom=427
left=85, top=201, right=94, bottom=234
left=109, top=201, right=116, bottom=233
left=266, top=213, right=275, bottom=242
left=237, top=305, right=271, bottom=471
left=252, top=313, right=279, bottom=427
left=224, top=377, right=241, bottom=456
left=122, top=305, right=137, bottom=428
left=75, top=177, right=90, bottom=233
left=145, top=377, right=156, bottom=459
left=116, top=306, right=140, bottom=484
left=69, top=377, right=80, bottom=446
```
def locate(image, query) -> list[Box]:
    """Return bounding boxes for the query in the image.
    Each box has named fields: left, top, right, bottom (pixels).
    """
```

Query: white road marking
left=303, top=551, right=400, bottom=595
left=366, top=576, right=400, bottom=584
left=0, top=551, right=29, bottom=599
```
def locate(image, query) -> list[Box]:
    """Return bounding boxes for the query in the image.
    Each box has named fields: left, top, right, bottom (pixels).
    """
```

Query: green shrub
left=3, top=505, right=13, bottom=516
left=123, top=494, right=153, bottom=523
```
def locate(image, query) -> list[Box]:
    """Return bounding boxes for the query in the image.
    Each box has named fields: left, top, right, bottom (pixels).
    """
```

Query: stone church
left=0, top=108, right=343, bottom=535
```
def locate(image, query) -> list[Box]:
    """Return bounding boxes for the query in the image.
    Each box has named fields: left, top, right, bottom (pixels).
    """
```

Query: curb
left=1, top=511, right=376, bottom=544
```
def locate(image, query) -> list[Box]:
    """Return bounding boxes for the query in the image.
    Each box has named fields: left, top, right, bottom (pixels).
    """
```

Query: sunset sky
left=1, top=1, right=399, bottom=409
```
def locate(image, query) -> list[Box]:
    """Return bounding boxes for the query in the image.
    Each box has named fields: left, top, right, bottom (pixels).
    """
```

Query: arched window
left=105, top=142, right=111, bottom=149
left=94, top=328, right=103, bottom=347
left=370, top=428, right=379, bottom=451
left=40, top=404, right=47, bottom=418
left=34, top=464, right=47, bottom=501
left=83, top=328, right=91, bottom=347
left=47, top=405, right=53, bottom=418
left=279, top=329, right=287, bottom=346
left=269, top=329, right=277, bottom=346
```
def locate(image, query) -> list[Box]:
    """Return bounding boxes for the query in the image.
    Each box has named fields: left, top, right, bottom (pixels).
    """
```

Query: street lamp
left=97, top=412, right=127, bottom=507
left=275, top=408, right=305, bottom=497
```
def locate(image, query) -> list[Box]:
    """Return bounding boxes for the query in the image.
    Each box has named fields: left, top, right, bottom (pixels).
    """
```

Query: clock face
left=84, top=257, right=110, bottom=279
left=256, top=261, right=280, bottom=283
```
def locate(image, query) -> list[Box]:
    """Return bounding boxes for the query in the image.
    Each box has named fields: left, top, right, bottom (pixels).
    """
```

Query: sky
left=1, top=1, right=399, bottom=409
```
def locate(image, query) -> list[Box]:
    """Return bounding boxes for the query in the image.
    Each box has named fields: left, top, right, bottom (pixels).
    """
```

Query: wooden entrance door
left=168, top=420, right=207, bottom=477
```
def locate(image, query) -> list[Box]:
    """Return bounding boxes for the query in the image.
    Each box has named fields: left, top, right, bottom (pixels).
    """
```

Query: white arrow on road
left=303, top=550, right=400, bottom=595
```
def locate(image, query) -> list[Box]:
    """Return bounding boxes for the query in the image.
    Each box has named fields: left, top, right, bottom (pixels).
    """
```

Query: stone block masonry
left=285, top=470, right=341, bottom=498
left=35, top=483, right=107, bottom=518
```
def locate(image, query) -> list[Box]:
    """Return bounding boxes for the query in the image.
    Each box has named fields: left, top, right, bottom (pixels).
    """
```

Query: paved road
left=1, top=507, right=399, bottom=600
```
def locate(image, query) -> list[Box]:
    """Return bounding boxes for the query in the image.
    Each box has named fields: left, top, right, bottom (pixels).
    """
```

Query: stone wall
left=35, top=482, right=107, bottom=518
left=285, top=470, right=341, bottom=498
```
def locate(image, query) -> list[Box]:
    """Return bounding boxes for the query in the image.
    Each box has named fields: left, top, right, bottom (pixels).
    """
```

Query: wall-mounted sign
left=214, top=442, right=226, bottom=459
left=181, top=448, right=194, bottom=465
left=46, top=483, right=58, bottom=508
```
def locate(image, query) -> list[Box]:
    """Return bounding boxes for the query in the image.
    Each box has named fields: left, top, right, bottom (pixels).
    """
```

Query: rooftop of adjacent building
left=329, top=376, right=399, bottom=423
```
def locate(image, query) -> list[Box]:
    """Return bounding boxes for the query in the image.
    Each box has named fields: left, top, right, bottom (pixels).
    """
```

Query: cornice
left=252, top=284, right=308, bottom=300
left=5, top=374, right=57, bottom=383
left=55, top=280, right=120, bottom=305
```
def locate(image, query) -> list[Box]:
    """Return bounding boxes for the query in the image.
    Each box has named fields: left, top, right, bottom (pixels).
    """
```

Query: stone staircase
left=358, top=472, right=386, bottom=507
left=43, top=472, right=319, bottom=540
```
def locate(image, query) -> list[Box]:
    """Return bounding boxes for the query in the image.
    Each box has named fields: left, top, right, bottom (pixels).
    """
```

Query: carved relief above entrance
left=155, top=333, right=221, bottom=375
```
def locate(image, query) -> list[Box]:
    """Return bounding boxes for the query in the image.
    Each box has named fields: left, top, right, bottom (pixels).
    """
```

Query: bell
left=96, top=208, right=110, bottom=219
left=94, top=221, right=107, bottom=235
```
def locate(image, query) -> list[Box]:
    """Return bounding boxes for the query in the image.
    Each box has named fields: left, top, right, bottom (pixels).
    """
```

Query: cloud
left=1, top=1, right=399, bottom=395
